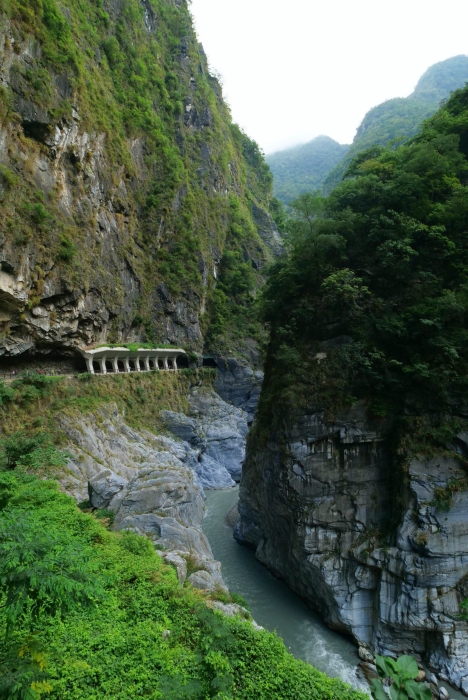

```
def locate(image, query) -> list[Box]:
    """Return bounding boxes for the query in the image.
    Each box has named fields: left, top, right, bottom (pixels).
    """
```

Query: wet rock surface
left=237, top=402, right=468, bottom=693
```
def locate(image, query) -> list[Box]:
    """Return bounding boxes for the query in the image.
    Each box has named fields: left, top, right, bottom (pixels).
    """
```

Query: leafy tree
left=0, top=432, right=68, bottom=472
left=260, top=84, right=468, bottom=417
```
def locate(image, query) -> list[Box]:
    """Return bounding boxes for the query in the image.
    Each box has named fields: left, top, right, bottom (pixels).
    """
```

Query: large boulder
left=115, top=513, right=212, bottom=558
left=88, top=468, right=127, bottom=508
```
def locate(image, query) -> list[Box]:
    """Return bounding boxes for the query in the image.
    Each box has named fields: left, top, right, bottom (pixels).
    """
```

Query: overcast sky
left=189, top=0, right=468, bottom=154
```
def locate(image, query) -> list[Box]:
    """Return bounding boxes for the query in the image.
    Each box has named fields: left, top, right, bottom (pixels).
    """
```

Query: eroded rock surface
left=237, top=403, right=468, bottom=693
left=163, top=387, right=249, bottom=484
left=58, top=403, right=228, bottom=593
left=214, top=356, right=264, bottom=423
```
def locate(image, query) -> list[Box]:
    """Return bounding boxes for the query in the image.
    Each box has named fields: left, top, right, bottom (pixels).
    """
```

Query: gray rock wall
left=236, top=403, right=468, bottom=694
left=163, top=387, right=249, bottom=484
left=214, top=356, right=264, bottom=423
left=58, top=403, right=228, bottom=593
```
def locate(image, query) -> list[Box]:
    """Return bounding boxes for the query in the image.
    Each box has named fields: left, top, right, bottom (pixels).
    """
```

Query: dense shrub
left=0, top=474, right=368, bottom=700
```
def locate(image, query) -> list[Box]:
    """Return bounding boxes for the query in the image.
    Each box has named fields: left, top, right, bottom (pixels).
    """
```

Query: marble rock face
left=214, top=356, right=264, bottom=423
left=236, top=402, right=468, bottom=693
left=163, top=388, right=249, bottom=485
left=58, top=403, right=227, bottom=593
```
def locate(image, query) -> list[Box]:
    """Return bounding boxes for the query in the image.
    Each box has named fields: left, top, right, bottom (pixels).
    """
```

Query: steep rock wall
left=0, top=0, right=278, bottom=359
left=236, top=404, right=468, bottom=694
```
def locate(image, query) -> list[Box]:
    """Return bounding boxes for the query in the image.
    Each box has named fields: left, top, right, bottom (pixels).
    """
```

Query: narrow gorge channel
left=203, top=487, right=467, bottom=700
left=202, top=486, right=370, bottom=695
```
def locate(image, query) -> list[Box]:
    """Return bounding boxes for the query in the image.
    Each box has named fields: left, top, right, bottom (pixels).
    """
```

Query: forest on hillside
left=260, top=83, right=468, bottom=434
left=269, top=55, right=468, bottom=203
left=266, top=136, right=349, bottom=205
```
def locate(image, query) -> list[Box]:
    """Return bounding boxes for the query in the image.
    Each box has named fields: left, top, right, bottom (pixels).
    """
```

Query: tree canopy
left=261, top=84, right=468, bottom=416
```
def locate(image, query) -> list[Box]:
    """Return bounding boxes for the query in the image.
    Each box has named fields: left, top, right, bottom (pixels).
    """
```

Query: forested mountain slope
left=0, top=0, right=280, bottom=362
left=266, top=135, right=349, bottom=205
left=268, top=55, right=468, bottom=203
left=237, top=83, right=468, bottom=692
left=323, top=54, right=468, bottom=191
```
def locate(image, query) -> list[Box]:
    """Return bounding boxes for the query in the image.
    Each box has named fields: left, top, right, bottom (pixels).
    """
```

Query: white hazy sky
left=189, top=0, right=468, bottom=154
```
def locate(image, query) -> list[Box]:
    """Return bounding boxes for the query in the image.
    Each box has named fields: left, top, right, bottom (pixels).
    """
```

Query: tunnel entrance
left=202, top=356, right=217, bottom=368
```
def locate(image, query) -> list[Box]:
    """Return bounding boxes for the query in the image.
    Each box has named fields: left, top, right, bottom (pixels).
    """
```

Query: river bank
left=202, top=487, right=467, bottom=700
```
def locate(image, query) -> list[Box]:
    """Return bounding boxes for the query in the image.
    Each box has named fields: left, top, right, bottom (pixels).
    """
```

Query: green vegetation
left=267, top=136, right=349, bottom=205
left=257, top=84, right=468, bottom=451
left=0, top=370, right=368, bottom=699
left=0, top=471, right=368, bottom=699
left=96, top=342, right=183, bottom=351
left=267, top=57, right=468, bottom=206
left=0, top=430, right=68, bottom=472
left=0, top=369, right=217, bottom=438
left=0, top=0, right=275, bottom=353
left=370, top=655, right=431, bottom=700
left=323, top=55, right=468, bottom=193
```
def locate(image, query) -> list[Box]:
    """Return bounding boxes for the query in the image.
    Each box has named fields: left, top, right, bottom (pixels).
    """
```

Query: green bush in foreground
left=370, top=655, right=431, bottom=700
left=0, top=473, right=368, bottom=700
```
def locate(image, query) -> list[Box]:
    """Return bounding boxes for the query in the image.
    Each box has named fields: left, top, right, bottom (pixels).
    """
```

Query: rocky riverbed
left=57, top=390, right=240, bottom=594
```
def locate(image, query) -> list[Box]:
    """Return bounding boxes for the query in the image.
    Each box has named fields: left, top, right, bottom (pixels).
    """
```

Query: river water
left=202, top=486, right=370, bottom=694
left=202, top=486, right=466, bottom=700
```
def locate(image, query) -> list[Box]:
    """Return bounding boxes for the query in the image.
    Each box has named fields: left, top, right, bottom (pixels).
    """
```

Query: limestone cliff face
left=236, top=403, right=468, bottom=694
left=0, top=0, right=278, bottom=359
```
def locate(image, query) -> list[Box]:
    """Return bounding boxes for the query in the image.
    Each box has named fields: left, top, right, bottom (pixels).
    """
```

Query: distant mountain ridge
left=266, top=136, right=349, bottom=204
left=268, top=55, right=468, bottom=202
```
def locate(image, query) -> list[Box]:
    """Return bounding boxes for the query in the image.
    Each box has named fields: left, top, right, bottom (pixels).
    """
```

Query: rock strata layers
left=236, top=403, right=468, bottom=694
